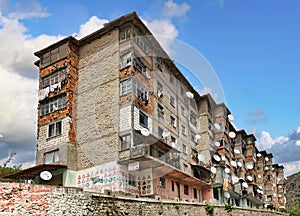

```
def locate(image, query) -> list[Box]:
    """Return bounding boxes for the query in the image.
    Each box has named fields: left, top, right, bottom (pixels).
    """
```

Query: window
left=266, top=195, right=272, bottom=202
left=184, top=185, right=189, bottom=195
left=191, top=131, right=196, bottom=143
left=171, top=180, right=175, bottom=192
left=44, top=149, right=59, bottom=164
left=157, top=81, right=163, bottom=92
left=129, top=174, right=136, bottom=187
left=157, top=103, right=164, bottom=116
left=158, top=126, right=163, bottom=138
left=40, top=94, right=67, bottom=116
left=194, top=188, right=198, bottom=199
left=120, top=79, right=132, bottom=96
left=183, top=164, right=188, bottom=173
left=182, top=144, right=187, bottom=155
left=170, top=75, right=174, bottom=84
left=213, top=188, right=219, bottom=200
left=42, top=68, right=67, bottom=88
left=121, top=134, right=131, bottom=150
left=41, top=43, right=68, bottom=68
left=170, top=95, right=176, bottom=107
left=134, top=57, right=148, bottom=77
left=156, top=57, right=162, bottom=71
left=120, top=52, right=132, bottom=69
left=190, top=112, right=197, bottom=127
left=181, top=125, right=187, bottom=136
left=181, top=106, right=187, bottom=117
left=159, top=177, right=166, bottom=188
left=190, top=99, right=197, bottom=110
left=133, top=79, right=148, bottom=99
left=170, top=116, right=176, bottom=128
left=139, top=111, right=148, bottom=128
left=119, top=26, right=131, bottom=42
left=48, top=121, right=62, bottom=138
left=224, top=140, right=229, bottom=149
left=133, top=35, right=147, bottom=53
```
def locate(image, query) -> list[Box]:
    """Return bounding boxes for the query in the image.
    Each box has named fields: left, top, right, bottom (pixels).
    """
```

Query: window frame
left=40, top=94, right=67, bottom=116
left=139, top=111, right=149, bottom=128
left=121, top=134, right=131, bottom=150
left=159, top=177, right=166, bottom=188
left=44, top=149, right=59, bottom=164
left=184, top=184, right=189, bottom=195
left=48, top=121, right=62, bottom=138
left=120, top=79, right=132, bottom=96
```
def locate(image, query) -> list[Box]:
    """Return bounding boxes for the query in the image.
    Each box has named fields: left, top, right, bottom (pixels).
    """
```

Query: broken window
left=133, top=57, right=148, bottom=77
left=40, top=94, right=67, bottom=116
left=48, top=121, right=62, bottom=138
left=44, top=149, right=59, bottom=164
left=41, top=43, right=68, bottom=68
left=170, top=116, right=176, bottom=128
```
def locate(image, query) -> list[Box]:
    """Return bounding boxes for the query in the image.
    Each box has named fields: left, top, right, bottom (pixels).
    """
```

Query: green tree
left=288, top=199, right=300, bottom=216
left=0, top=153, right=22, bottom=182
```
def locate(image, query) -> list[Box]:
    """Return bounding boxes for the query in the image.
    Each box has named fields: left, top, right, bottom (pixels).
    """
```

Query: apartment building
left=7, top=12, right=285, bottom=210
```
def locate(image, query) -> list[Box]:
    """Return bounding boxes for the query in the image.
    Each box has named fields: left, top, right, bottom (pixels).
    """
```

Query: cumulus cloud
left=163, top=0, right=191, bottom=18
left=246, top=108, right=267, bottom=125
left=255, top=127, right=300, bottom=176
left=7, top=0, right=50, bottom=20
left=76, top=15, right=109, bottom=39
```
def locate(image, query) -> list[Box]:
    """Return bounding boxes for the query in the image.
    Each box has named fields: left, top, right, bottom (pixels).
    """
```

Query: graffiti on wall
left=76, top=161, right=153, bottom=195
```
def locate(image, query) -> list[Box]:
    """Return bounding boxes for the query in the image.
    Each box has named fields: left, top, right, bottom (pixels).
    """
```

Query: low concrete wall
left=0, top=182, right=286, bottom=216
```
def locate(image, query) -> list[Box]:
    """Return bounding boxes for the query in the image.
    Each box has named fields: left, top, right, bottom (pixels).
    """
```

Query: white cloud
left=77, top=15, right=109, bottom=39
left=163, top=0, right=191, bottom=18
left=256, top=131, right=275, bottom=150
left=246, top=108, right=267, bottom=125
left=296, top=140, right=300, bottom=147
left=282, top=161, right=300, bottom=177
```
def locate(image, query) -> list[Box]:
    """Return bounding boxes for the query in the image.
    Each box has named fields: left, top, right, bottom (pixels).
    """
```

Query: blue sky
left=0, top=0, right=299, bottom=176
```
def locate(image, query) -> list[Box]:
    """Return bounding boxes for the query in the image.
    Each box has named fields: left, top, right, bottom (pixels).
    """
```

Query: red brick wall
left=0, top=183, right=52, bottom=215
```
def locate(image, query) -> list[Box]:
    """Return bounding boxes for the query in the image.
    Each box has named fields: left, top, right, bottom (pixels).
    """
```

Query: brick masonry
left=0, top=182, right=286, bottom=216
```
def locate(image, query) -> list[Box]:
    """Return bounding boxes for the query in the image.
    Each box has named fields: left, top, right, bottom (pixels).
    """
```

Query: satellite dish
left=257, top=153, right=262, bottom=157
left=265, top=157, right=269, bottom=162
left=264, top=166, right=270, bottom=171
left=247, top=176, right=253, bottom=181
left=211, top=167, right=217, bottom=174
left=215, top=141, right=220, bottom=147
left=40, top=171, right=52, bottom=181
left=228, top=114, right=235, bottom=121
left=246, top=163, right=253, bottom=170
left=141, top=128, right=150, bottom=136
left=231, top=161, right=237, bottom=167
left=213, top=154, right=221, bottom=162
left=214, top=123, right=221, bottom=130
left=162, top=131, right=170, bottom=138
left=186, top=91, right=194, bottom=99
left=195, top=134, right=201, bottom=140
left=237, top=161, right=243, bottom=167
left=234, top=148, right=240, bottom=154
left=273, top=193, right=277, bottom=197
left=198, top=154, right=205, bottom=161
left=224, top=192, right=231, bottom=198
left=225, top=167, right=230, bottom=174
left=232, top=176, right=239, bottom=184
left=279, top=185, right=282, bottom=189
left=229, top=132, right=236, bottom=138
left=279, top=194, right=282, bottom=198
left=258, top=175, right=262, bottom=179
left=242, top=182, right=248, bottom=188
left=259, top=186, right=262, bottom=190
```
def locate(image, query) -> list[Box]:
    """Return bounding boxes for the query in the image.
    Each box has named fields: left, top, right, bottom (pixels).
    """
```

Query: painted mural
left=76, top=161, right=153, bottom=196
